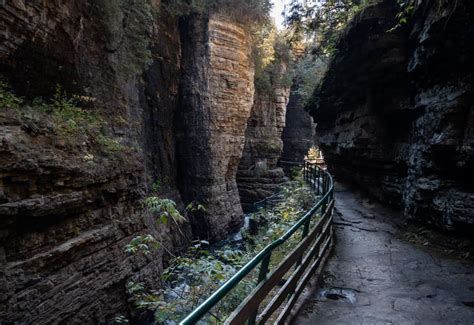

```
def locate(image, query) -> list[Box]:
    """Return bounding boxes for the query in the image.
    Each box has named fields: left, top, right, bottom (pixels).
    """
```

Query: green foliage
left=292, top=50, right=329, bottom=106
left=126, top=179, right=317, bottom=323
left=185, top=201, right=207, bottom=213
left=164, top=0, right=272, bottom=25
left=38, top=86, right=101, bottom=136
left=145, top=196, right=187, bottom=225
left=94, top=0, right=154, bottom=77
left=125, top=235, right=160, bottom=255
left=0, top=80, right=23, bottom=110
left=0, top=80, right=126, bottom=153
left=114, top=315, right=129, bottom=323
left=150, top=180, right=161, bottom=194
left=285, top=0, right=377, bottom=55
left=253, top=27, right=294, bottom=95
left=95, top=134, right=125, bottom=152
left=388, top=0, right=415, bottom=32
left=290, top=166, right=303, bottom=180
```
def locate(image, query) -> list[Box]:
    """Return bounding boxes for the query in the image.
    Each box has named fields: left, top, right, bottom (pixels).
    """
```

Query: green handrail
left=180, top=163, right=334, bottom=324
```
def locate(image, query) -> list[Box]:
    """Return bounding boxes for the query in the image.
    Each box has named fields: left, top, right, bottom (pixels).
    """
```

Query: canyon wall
left=280, top=85, right=316, bottom=165
left=177, top=14, right=255, bottom=239
left=0, top=1, right=184, bottom=323
left=237, top=63, right=290, bottom=211
left=0, top=1, right=256, bottom=323
left=311, top=0, right=474, bottom=230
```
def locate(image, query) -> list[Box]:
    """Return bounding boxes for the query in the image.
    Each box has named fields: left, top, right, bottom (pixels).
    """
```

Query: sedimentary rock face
left=0, top=2, right=187, bottom=323
left=177, top=15, right=255, bottom=240
left=237, top=67, right=291, bottom=211
left=280, top=84, right=317, bottom=165
left=310, top=0, right=474, bottom=230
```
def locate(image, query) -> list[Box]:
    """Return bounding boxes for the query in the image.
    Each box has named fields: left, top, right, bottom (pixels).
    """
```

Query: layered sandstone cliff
left=0, top=2, right=256, bottom=323
left=311, top=0, right=474, bottom=230
left=236, top=59, right=290, bottom=211
left=177, top=14, right=255, bottom=239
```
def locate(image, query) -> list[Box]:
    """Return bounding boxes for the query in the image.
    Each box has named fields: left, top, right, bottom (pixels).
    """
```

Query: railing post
left=247, top=252, right=272, bottom=325
left=303, top=161, right=307, bottom=181
left=323, top=172, right=327, bottom=193
left=301, top=217, right=311, bottom=239
left=315, top=167, right=319, bottom=195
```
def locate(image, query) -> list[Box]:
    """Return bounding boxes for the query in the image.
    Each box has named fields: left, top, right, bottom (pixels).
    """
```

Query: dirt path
left=294, top=183, right=474, bottom=325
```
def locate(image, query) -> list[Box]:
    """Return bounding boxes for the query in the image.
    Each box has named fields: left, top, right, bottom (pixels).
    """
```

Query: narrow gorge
left=0, top=0, right=473, bottom=324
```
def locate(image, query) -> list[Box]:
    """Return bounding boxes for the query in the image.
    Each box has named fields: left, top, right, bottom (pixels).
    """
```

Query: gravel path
left=294, top=183, right=474, bottom=325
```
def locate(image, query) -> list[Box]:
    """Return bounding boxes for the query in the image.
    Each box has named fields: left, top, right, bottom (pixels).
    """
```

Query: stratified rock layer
left=311, top=0, right=474, bottom=229
left=0, top=2, right=188, bottom=323
left=0, top=2, right=256, bottom=324
left=237, top=71, right=290, bottom=211
left=177, top=15, right=255, bottom=240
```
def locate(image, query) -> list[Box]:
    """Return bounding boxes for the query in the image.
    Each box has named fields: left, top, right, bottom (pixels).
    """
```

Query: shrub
left=0, top=79, right=127, bottom=154
left=254, top=28, right=294, bottom=95
left=145, top=197, right=187, bottom=225
left=0, top=80, right=23, bottom=110
left=164, top=0, right=272, bottom=25
left=292, top=51, right=329, bottom=107
left=94, top=0, right=154, bottom=77
left=125, top=178, right=318, bottom=323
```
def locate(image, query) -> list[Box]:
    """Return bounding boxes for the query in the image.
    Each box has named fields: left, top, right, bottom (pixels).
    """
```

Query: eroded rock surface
left=311, top=0, right=474, bottom=229
left=237, top=65, right=290, bottom=211
left=0, top=1, right=189, bottom=323
left=177, top=15, right=255, bottom=240
left=0, top=2, right=256, bottom=323
left=280, top=85, right=316, bottom=170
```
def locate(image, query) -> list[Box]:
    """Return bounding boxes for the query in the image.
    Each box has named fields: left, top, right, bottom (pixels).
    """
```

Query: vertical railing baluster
left=317, top=167, right=320, bottom=195
left=248, top=252, right=272, bottom=325
left=323, top=172, right=327, bottom=193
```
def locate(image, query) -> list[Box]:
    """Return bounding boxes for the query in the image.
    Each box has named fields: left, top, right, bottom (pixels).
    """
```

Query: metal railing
left=181, top=162, right=334, bottom=324
left=252, top=184, right=285, bottom=212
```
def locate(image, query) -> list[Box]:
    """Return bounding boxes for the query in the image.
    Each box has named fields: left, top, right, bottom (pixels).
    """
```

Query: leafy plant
left=126, top=178, right=318, bottom=323
left=114, top=315, right=129, bottom=323
left=125, top=234, right=160, bottom=255
left=388, top=0, right=415, bottom=32
left=0, top=79, right=23, bottom=110
left=0, top=80, right=127, bottom=153
left=95, top=0, right=154, bottom=77
left=164, top=0, right=272, bottom=25
left=292, top=51, right=329, bottom=107
left=145, top=197, right=187, bottom=225
left=95, top=134, right=125, bottom=152
left=253, top=28, right=294, bottom=95
left=185, top=201, right=207, bottom=213
left=151, top=180, right=161, bottom=194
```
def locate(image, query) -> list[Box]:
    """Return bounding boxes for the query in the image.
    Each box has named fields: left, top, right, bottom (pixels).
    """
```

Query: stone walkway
left=294, top=183, right=474, bottom=325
